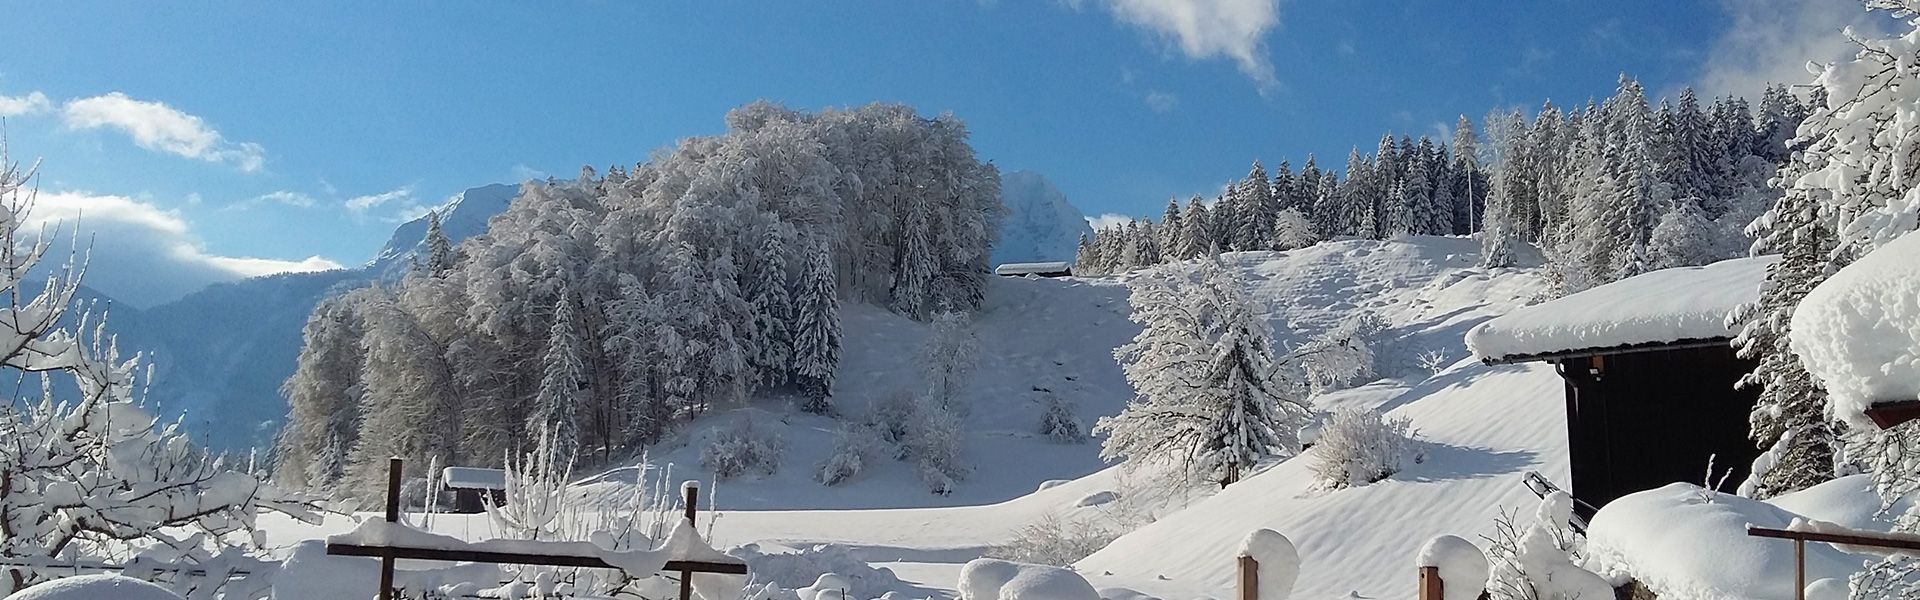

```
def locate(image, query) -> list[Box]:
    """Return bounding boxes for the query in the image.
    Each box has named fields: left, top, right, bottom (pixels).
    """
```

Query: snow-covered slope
left=992, top=171, right=1093, bottom=266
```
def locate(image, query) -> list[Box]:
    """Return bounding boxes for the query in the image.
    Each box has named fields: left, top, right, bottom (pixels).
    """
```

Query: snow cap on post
left=1415, top=535, right=1487, bottom=600
left=1239, top=529, right=1299, bottom=600
left=1790, top=230, right=1920, bottom=430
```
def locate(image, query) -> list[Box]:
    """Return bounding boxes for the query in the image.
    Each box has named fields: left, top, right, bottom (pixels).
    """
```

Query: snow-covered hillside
left=993, top=171, right=1094, bottom=266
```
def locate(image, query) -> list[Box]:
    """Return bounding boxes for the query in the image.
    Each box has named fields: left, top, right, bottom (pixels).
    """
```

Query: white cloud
left=25, top=190, right=340, bottom=306
left=0, top=91, right=50, bottom=117
left=345, top=186, right=414, bottom=216
left=1145, top=90, right=1180, bottom=113
left=61, top=92, right=266, bottom=172
left=1696, top=0, right=1895, bottom=99
left=225, top=190, right=317, bottom=211
left=1078, top=0, right=1281, bottom=88
left=1086, top=213, right=1137, bottom=229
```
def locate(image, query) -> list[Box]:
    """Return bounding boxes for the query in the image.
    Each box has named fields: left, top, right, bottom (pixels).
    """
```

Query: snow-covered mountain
left=992, top=171, right=1093, bottom=266
left=110, top=183, right=522, bottom=450
left=365, top=182, right=520, bottom=278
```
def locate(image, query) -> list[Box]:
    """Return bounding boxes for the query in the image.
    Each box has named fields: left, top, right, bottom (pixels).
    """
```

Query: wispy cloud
left=0, top=91, right=50, bottom=117
left=61, top=92, right=265, bottom=172
left=1070, top=0, right=1282, bottom=89
left=225, top=190, right=318, bottom=211
left=27, top=190, right=340, bottom=305
left=1145, top=90, right=1180, bottom=113
left=1086, top=213, right=1137, bottom=229
left=345, top=186, right=414, bottom=216
left=1695, top=0, right=1895, bottom=98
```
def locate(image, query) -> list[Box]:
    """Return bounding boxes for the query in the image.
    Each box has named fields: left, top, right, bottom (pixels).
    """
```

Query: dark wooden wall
left=1554, top=343, right=1760, bottom=510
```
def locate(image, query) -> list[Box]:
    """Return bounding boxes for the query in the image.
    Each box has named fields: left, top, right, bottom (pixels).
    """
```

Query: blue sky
left=0, top=0, right=1893, bottom=304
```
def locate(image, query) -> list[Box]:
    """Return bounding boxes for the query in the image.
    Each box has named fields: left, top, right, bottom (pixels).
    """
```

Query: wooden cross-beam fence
left=1748, top=525, right=1920, bottom=600
left=328, top=458, right=745, bottom=600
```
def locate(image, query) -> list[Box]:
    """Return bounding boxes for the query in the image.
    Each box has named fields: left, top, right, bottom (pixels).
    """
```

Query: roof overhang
left=1866, top=400, right=1920, bottom=430
left=1479, top=337, right=1734, bottom=366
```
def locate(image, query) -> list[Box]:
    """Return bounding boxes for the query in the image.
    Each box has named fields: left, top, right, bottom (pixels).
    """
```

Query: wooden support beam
left=1418, top=565, right=1443, bottom=600
left=1747, top=526, right=1920, bottom=552
left=380, top=457, right=401, bottom=600
left=325, top=544, right=747, bottom=575
left=680, top=482, right=702, bottom=600
left=1236, top=554, right=1257, bottom=600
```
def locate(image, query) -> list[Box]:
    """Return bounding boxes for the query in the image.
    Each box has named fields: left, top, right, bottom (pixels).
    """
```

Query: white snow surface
left=959, top=559, right=1100, bottom=600
left=1467, top=255, right=1775, bottom=362
left=1585, top=483, right=1865, bottom=600
left=10, top=574, right=185, bottom=600
left=442, top=466, right=506, bottom=490
left=1415, top=535, right=1487, bottom=600
left=260, top=237, right=1555, bottom=599
left=1790, top=230, right=1920, bottom=429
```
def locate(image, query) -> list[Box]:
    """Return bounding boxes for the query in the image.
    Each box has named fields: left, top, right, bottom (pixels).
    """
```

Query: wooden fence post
left=1236, top=554, right=1258, bottom=600
left=380, top=457, right=402, bottom=600
left=1418, top=565, right=1442, bottom=600
left=679, top=481, right=701, bottom=600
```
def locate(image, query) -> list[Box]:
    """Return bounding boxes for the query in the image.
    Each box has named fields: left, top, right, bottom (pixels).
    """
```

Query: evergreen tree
left=792, top=239, right=842, bottom=413
left=1451, top=115, right=1484, bottom=234
left=531, top=290, right=586, bottom=462
left=419, top=210, right=457, bottom=278
left=892, top=201, right=935, bottom=319
left=1181, top=197, right=1214, bottom=259
left=746, top=222, right=796, bottom=389
left=1233, top=161, right=1276, bottom=249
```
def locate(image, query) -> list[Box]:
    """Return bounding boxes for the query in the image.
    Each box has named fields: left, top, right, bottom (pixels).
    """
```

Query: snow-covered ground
left=259, top=236, right=1580, bottom=599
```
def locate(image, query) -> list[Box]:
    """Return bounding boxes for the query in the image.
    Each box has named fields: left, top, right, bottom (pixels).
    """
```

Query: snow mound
left=734, top=543, right=906, bottom=600
left=1585, top=483, right=1862, bottom=600
left=1766, top=474, right=1912, bottom=533
left=1468, top=256, right=1774, bottom=362
left=1790, top=230, right=1920, bottom=429
left=1415, top=535, right=1486, bottom=600
left=959, top=559, right=1100, bottom=600
left=11, top=574, right=184, bottom=600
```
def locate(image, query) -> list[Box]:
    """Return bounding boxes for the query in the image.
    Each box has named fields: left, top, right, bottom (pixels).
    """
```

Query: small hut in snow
left=441, top=466, right=507, bottom=513
left=1467, top=256, right=1777, bottom=510
left=994, top=261, right=1074, bottom=278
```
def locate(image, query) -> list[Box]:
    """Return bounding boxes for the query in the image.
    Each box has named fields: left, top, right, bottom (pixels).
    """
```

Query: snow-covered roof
left=442, top=467, right=506, bottom=490
left=994, top=261, right=1073, bottom=276
left=1467, top=256, right=1777, bottom=363
left=1791, top=230, right=1920, bottom=430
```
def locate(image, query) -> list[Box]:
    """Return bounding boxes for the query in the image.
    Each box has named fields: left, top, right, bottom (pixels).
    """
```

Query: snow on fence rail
left=1747, top=524, right=1920, bottom=600
left=326, top=458, right=747, bottom=600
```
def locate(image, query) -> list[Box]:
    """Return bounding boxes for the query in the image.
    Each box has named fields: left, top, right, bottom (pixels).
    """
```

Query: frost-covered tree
left=1309, top=407, right=1418, bottom=489
left=0, top=154, right=316, bottom=593
left=1097, top=258, right=1311, bottom=487
left=745, top=222, right=796, bottom=389
left=1269, top=208, right=1319, bottom=251
left=1039, top=393, right=1086, bottom=444
left=792, top=240, right=842, bottom=413
left=1294, top=312, right=1386, bottom=395
left=1646, top=198, right=1718, bottom=270
left=892, top=201, right=935, bottom=319
left=921, top=311, right=979, bottom=413
left=276, top=293, right=369, bottom=489
left=418, top=210, right=457, bottom=278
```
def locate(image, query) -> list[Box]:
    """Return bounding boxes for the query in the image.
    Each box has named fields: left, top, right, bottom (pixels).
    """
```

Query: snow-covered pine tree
left=1040, top=393, right=1086, bottom=444
left=1135, top=219, right=1163, bottom=266
left=602, top=273, right=672, bottom=447
left=420, top=210, right=457, bottom=278
left=1452, top=115, right=1484, bottom=235
left=1383, top=178, right=1414, bottom=238
left=1732, top=181, right=1838, bottom=499
left=1233, top=161, right=1276, bottom=250
left=1160, top=199, right=1185, bottom=256
left=746, top=221, right=796, bottom=389
left=530, top=290, right=587, bottom=463
left=893, top=200, right=935, bottom=319
left=1181, top=197, right=1214, bottom=259
left=1191, top=257, right=1310, bottom=485
left=792, top=239, right=842, bottom=413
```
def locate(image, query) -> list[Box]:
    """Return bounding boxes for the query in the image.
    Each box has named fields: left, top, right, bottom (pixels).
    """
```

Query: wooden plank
left=1418, top=565, right=1443, bottom=600
left=1236, top=555, right=1257, bottom=600
left=324, top=544, right=748, bottom=574
left=681, top=483, right=702, bottom=600
left=380, top=457, right=402, bottom=600
left=1747, top=526, right=1920, bottom=552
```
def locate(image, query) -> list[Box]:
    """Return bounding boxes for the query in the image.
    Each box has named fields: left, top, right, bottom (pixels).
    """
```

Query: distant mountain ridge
left=992, top=171, right=1093, bottom=266
left=365, top=183, right=520, bottom=278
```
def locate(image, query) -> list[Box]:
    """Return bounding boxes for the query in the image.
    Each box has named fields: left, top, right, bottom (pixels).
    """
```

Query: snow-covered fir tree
left=792, top=239, right=842, bottom=413
left=530, top=290, right=587, bottom=464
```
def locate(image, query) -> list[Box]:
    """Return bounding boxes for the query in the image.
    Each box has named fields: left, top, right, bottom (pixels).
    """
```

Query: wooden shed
left=442, top=466, right=507, bottom=513
left=1467, top=256, right=1777, bottom=512
left=994, top=261, right=1074, bottom=278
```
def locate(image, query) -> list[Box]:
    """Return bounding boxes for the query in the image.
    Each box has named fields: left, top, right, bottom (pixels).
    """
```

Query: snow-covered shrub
left=871, top=390, right=920, bottom=446
left=1295, top=311, right=1386, bottom=394
left=1308, top=407, right=1420, bottom=489
left=907, top=403, right=969, bottom=495
left=1038, top=394, right=1085, bottom=444
left=1484, top=492, right=1613, bottom=600
left=0, top=152, right=317, bottom=594
left=986, top=513, right=1119, bottom=566
left=958, top=559, right=1100, bottom=600
left=488, top=430, right=576, bottom=541
left=922, top=311, right=979, bottom=414
left=1416, top=349, right=1454, bottom=376
left=731, top=543, right=906, bottom=600
left=817, top=423, right=883, bottom=487
left=701, top=417, right=786, bottom=480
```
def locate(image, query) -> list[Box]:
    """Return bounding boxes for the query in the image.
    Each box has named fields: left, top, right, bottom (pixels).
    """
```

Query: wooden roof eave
left=1478, top=337, right=1735, bottom=366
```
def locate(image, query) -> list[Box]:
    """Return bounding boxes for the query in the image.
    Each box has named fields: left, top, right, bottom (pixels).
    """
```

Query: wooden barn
left=1467, top=256, right=1778, bottom=512
left=442, top=466, right=507, bottom=513
left=994, top=261, right=1074, bottom=278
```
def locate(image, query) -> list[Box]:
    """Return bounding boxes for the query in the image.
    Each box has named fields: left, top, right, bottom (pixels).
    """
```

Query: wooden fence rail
left=1748, top=525, right=1920, bottom=600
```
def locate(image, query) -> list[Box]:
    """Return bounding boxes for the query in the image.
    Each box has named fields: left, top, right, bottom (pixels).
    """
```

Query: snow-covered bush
left=0, top=152, right=316, bottom=594
left=731, top=543, right=906, bottom=600
left=1484, top=492, right=1613, bottom=600
left=817, top=423, right=883, bottom=487
left=986, top=513, right=1118, bottom=566
left=701, top=417, right=786, bottom=480
left=1038, top=394, right=1085, bottom=444
left=488, top=430, right=576, bottom=541
left=907, top=403, right=968, bottom=495
left=871, top=391, right=920, bottom=447
left=922, top=311, right=980, bottom=414
left=1308, top=407, right=1420, bottom=489
left=959, top=559, right=1100, bottom=600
